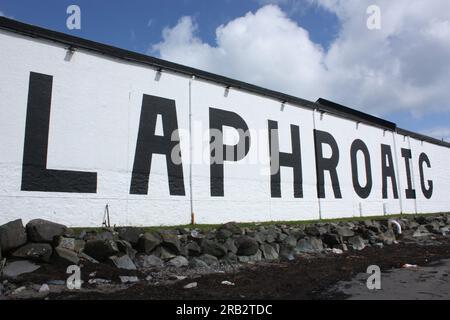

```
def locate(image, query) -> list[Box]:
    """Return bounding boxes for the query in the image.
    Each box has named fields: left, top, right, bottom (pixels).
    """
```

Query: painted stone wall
left=0, top=29, right=449, bottom=226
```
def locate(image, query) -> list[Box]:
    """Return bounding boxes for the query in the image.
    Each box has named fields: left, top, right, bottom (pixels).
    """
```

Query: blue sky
left=1, top=0, right=449, bottom=140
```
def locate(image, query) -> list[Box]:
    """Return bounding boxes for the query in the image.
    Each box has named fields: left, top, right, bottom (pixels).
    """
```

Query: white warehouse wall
left=0, top=27, right=449, bottom=227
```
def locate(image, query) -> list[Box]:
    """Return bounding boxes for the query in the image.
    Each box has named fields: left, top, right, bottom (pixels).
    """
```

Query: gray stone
left=222, top=252, right=238, bottom=264
left=260, top=244, right=278, bottom=260
left=235, top=236, right=259, bottom=256
left=183, top=282, right=197, bottom=289
left=117, top=227, right=144, bottom=246
left=425, top=222, right=442, bottom=234
left=116, top=240, right=137, bottom=259
left=138, top=232, right=161, bottom=254
left=57, top=237, right=85, bottom=253
left=283, top=235, right=298, bottom=248
left=216, top=228, right=233, bottom=240
left=198, top=253, right=219, bottom=266
left=119, top=276, right=139, bottom=284
left=201, top=239, right=227, bottom=258
left=189, top=230, right=204, bottom=240
left=54, top=246, right=80, bottom=264
left=184, top=241, right=201, bottom=256
left=12, top=243, right=53, bottom=262
left=141, top=255, right=164, bottom=268
left=26, top=219, right=67, bottom=243
left=295, top=237, right=323, bottom=253
left=265, top=229, right=278, bottom=243
left=83, top=239, right=119, bottom=262
left=168, top=256, right=189, bottom=268
left=0, top=219, right=27, bottom=253
left=95, top=231, right=116, bottom=241
left=253, top=232, right=266, bottom=244
left=238, top=249, right=262, bottom=263
left=279, top=245, right=295, bottom=261
left=413, top=225, right=432, bottom=238
left=305, top=225, right=321, bottom=237
left=223, top=238, right=238, bottom=254
left=218, top=222, right=242, bottom=235
left=79, top=252, right=99, bottom=264
left=2, top=260, right=40, bottom=278
left=348, top=236, right=366, bottom=250
left=276, top=232, right=288, bottom=242
left=334, top=226, right=355, bottom=238
left=440, top=227, right=449, bottom=235
left=322, top=233, right=341, bottom=247
left=159, top=230, right=181, bottom=254
left=363, top=220, right=381, bottom=233
left=155, top=246, right=177, bottom=260
left=379, top=229, right=396, bottom=244
left=109, top=255, right=137, bottom=270
left=189, top=257, right=210, bottom=269
left=290, top=228, right=306, bottom=240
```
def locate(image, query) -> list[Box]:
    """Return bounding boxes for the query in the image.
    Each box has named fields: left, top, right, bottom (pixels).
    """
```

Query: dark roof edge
left=1, top=17, right=448, bottom=149
left=315, top=98, right=396, bottom=130
left=396, top=127, right=450, bottom=148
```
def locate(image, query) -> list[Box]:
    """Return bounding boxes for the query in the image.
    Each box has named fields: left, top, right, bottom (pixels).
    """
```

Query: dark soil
left=44, top=237, right=450, bottom=300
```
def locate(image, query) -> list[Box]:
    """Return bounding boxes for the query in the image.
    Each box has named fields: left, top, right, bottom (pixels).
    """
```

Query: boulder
left=334, top=226, right=355, bottom=238
left=159, top=230, right=181, bottom=254
left=413, top=225, right=432, bottom=238
left=54, top=246, right=80, bottom=265
left=295, top=237, right=323, bottom=253
left=109, top=255, right=136, bottom=270
left=264, top=228, right=278, bottom=243
left=198, top=253, right=219, bottom=266
left=305, top=226, right=321, bottom=237
left=379, top=229, right=396, bottom=244
left=154, top=246, right=177, bottom=260
left=117, top=227, right=144, bottom=246
left=168, top=256, right=189, bottom=268
left=0, top=219, right=27, bottom=253
left=95, top=231, right=116, bottom=241
left=289, top=228, right=306, bottom=240
left=138, top=232, right=161, bottom=254
left=223, top=238, right=238, bottom=254
left=322, top=233, right=341, bottom=247
left=140, top=255, right=164, bottom=268
left=283, top=235, right=298, bottom=248
left=26, top=219, right=67, bottom=243
left=218, top=222, right=242, bottom=235
left=348, top=236, right=366, bottom=250
left=2, top=260, right=40, bottom=278
left=189, top=257, right=210, bottom=269
left=83, top=239, right=119, bottom=262
left=216, top=228, right=233, bottom=240
left=184, top=241, right=201, bottom=257
left=278, top=245, right=295, bottom=261
left=425, top=222, right=442, bottom=234
left=57, top=237, right=85, bottom=253
left=116, top=240, right=137, bottom=259
left=235, top=236, right=259, bottom=256
left=201, top=239, right=227, bottom=258
left=12, top=243, right=52, bottom=262
left=238, top=249, right=262, bottom=263
left=260, top=244, right=278, bottom=260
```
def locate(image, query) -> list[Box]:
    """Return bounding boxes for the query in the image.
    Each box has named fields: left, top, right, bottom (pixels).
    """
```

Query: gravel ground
left=38, top=236, right=450, bottom=300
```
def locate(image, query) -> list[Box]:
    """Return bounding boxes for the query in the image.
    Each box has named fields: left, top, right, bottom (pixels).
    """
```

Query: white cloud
left=0, top=11, right=4, bottom=16
left=151, top=1, right=450, bottom=117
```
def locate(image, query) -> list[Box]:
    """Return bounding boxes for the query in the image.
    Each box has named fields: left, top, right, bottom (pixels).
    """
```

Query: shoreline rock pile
left=0, top=214, right=449, bottom=287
